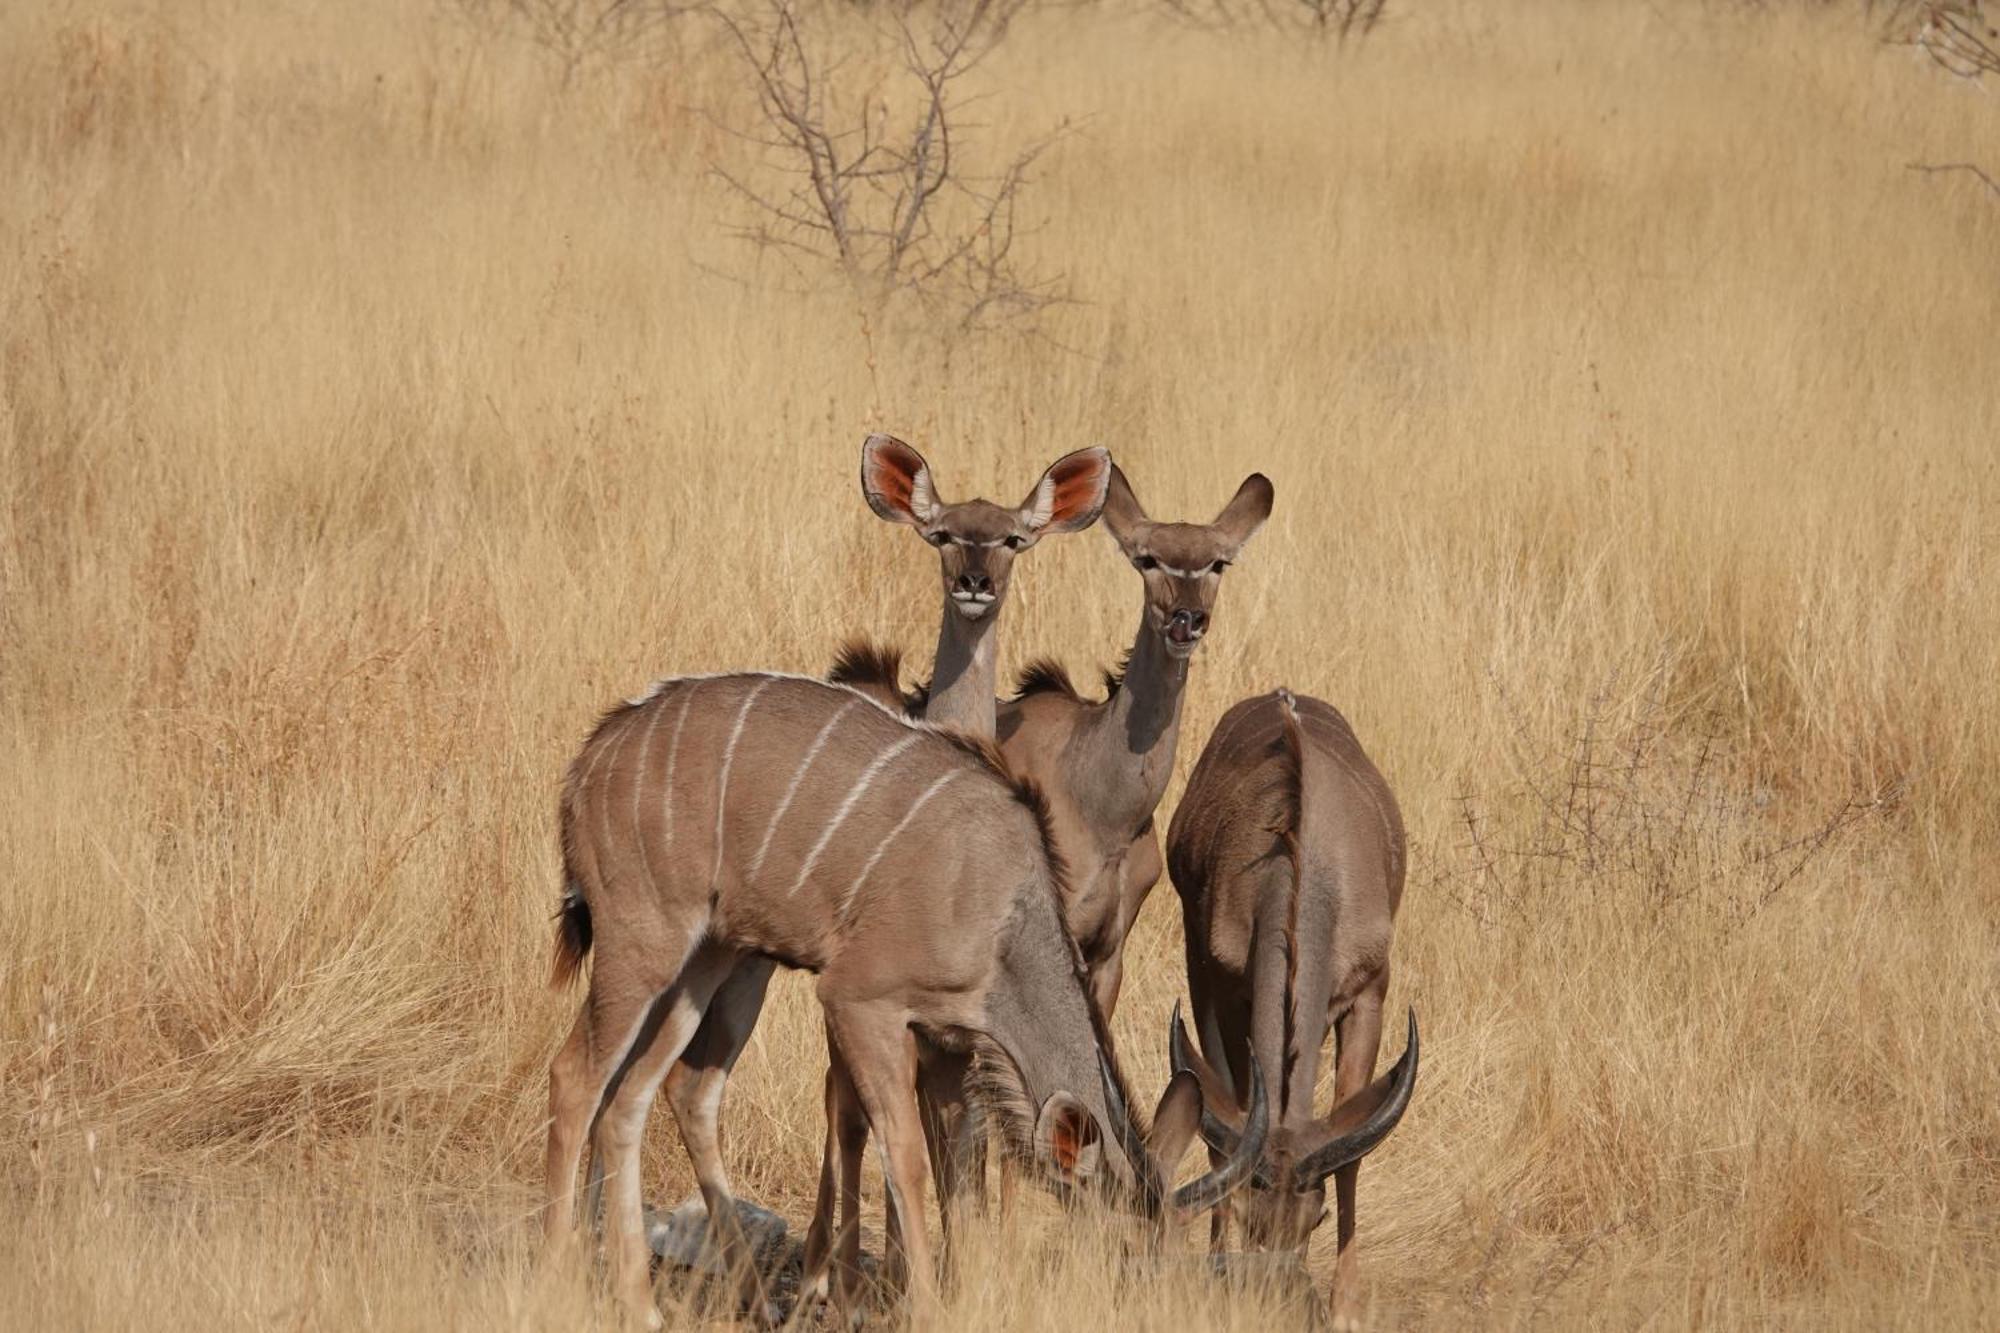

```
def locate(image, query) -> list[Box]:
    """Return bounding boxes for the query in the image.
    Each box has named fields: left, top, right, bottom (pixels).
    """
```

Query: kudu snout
left=1165, top=607, right=1207, bottom=646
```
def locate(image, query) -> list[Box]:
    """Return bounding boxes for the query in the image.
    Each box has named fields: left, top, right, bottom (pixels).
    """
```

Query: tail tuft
left=550, top=886, right=592, bottom=990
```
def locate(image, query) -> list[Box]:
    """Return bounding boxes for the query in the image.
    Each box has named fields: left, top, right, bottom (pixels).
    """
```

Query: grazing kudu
left=796, top=435, right=1112, bottom=1304
left=542, top=672, right=1268, bottom=1325
left=997, top=464, right=1275, bottom=1021
left=1166, top=688, right=1418, bottom=1328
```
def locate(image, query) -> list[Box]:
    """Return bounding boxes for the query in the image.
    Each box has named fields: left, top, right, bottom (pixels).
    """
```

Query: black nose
left=956, top=572, right=993, bottom=596
left=1167, top=608, right=1207, bottom=643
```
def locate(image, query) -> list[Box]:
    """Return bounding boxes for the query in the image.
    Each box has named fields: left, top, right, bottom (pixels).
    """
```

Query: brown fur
left=1166, top=687, right=1411, bottom=1321
left=994, top=465, right=1271, bottom=1025
left=545, top=671, right=1185, bottom=1325
left=828, top=638, right=920, bottom=716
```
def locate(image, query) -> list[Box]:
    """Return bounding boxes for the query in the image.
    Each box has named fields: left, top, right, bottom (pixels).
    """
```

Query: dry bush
left=1, top=0, right=1997, bottom=1328
left=1158, top=0, right=1389, bottom=44
left=453, top=0, right=702, bottom=83
left=711, top=0, right=1070, bottom=329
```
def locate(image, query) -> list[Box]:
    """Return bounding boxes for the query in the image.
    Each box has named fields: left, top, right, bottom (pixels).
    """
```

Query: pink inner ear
left=868, top=460, right=916, bottom=513
left=1047, top=458, right=1107, bottom=522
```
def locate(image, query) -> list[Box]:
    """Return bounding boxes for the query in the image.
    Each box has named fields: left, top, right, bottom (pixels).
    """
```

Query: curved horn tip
left=1170, top=1049, right=1271, bottom=1216
left=1240, top=1050, right=1270, bottom=1149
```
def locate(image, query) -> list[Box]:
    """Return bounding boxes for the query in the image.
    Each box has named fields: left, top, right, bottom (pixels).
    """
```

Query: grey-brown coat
left=1165, top=687, right=1418, bottom=1326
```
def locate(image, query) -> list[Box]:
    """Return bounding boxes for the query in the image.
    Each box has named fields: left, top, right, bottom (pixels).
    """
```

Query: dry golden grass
left=3, top=0, right=1996, bottom=1327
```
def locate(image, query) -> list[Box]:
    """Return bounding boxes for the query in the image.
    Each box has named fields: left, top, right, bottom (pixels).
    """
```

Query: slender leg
left=542, top=1005, right=592, bottom=1252
left=663, top=956, right=776, bottom=1317
left=1188, top=963, right=1247, bottom=1259
left=592, top=944, right=739, bottom=1328
left=798, top=1059, right=843, bottom=1304
left=1325, top=986, right=1385, bottom=1331
left=800, top=1043, right=877, bottom=1325
left=822, top=1001, right=938, bottom=1323
left=543, top=927, right=696, bottom=1262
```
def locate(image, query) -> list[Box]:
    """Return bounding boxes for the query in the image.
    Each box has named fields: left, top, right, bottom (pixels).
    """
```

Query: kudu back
left=1166, top=687, right=1418, bottom=1326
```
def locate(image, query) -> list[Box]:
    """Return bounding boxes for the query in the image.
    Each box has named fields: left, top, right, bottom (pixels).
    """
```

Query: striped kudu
left=541, top=673, right=1268, bottom=1325
left=1166, top=688, right=1419, bottom=1328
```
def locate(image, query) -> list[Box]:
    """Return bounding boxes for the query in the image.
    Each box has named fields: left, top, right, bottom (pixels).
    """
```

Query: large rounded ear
left=1034, top=1092, right=1104, bottom=1185
left=1019, top=446, right=1111, bottom=537
left=1144, top=1069, right=1203, bottom=1178
left=1100, top=464, right=1150, bottom=555
left=861, top=434, right=941, bottom=526
left=1212, top=473, right=1274, bottom=554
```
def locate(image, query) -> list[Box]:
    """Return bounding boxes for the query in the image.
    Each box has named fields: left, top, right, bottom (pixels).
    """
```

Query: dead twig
left=711, top=0, right=1068, bottom=331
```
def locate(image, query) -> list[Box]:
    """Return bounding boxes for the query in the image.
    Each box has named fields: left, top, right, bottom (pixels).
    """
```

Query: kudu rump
left=1168, top=688, right=1420, bottom=1326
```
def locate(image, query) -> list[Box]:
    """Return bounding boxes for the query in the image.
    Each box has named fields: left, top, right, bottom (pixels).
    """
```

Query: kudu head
left=1101, top=465, right=1274, bottom=659
left=1170, top=1006, right=1420, bottom=1250
left=861, top=435, right=1113, bottom=623
left=1017, top=1033, right=1272, bottom=1226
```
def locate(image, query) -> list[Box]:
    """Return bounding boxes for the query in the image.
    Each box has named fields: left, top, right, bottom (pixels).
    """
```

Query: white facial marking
left=787, top=734, right=922, bottom=897
left=749, top=700, right=859, bottom=883
left=713, top=677, right=775, bottom=871
left=836, top=769, right=963, bottom=926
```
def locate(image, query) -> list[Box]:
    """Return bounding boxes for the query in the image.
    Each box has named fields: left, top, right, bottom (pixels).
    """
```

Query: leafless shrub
left=454, top=0, right=700, bottom=83
left=1423, top=660, right=1892, bottom=931
left=1893, top=0, right=1998, bottom=76
left=710, top=0, right=1070, bottom=329
left=1889, top=3, right=2000, bottom=198
left=1157, top=0, right=1388, bottom=44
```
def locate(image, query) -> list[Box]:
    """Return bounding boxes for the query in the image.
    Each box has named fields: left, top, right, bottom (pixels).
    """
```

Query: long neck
left=925, top=605, right=1000, bottom=738
left=980, top=881, right=1142, bottom=1187
left=1072, top=609, right=1189, bottom=832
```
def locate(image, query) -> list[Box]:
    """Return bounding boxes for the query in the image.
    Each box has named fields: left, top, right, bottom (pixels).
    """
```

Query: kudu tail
left=1274, top=687, right=1344, bottom=1106
left=551, top=881, right=592, bottom=989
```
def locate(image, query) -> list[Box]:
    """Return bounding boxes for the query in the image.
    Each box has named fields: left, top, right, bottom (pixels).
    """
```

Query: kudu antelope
left=811, top=463, right=1276, bottom=1293
left=542, top=672, right=1268, bottom=1324
left=796, top=435, right=1113, bottom=1305
left=1166, top=688, right=1418, bottom=1327
left=998, top=463, right=1275, bottom=1020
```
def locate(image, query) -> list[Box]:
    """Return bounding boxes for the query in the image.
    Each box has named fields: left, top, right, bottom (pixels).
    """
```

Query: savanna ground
left=3, top=0, right=1997, bottom=1327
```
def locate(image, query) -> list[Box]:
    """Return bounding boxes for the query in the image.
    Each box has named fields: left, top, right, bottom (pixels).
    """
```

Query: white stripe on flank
left=787, top=734, right=922, bottom=898
left=630, top=691, right=670, bottom=895
left=712, top=676, right=774, bottom=872
left=749, top=700, right=860, bottom=883
left=836, top=768, right=962, bottom=926
left=598, top=708, right=642, bottom=873
left=657, top=682, right=700, bottom=852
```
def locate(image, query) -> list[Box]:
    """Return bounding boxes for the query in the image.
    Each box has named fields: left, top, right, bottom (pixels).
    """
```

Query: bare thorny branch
left=1884, top=3, right=2000, bottom=195
left=455, top=0, right=701, bottom=83
left=1156, top=0, right=1387, bottom=44
left=1420, top=656, right=1894, bottom=934
left=711, top=0, right=1070, bottom=330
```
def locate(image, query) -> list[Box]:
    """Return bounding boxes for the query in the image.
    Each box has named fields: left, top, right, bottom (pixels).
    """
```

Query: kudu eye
left=926, top=531, right=952, bottom=548
left=1003, top=534, right=1025, bottom=550
left=1135, top=555, right=1158, bottom=572
left=1209, top=559, right=1230, bottom=574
